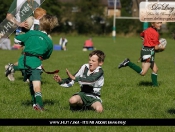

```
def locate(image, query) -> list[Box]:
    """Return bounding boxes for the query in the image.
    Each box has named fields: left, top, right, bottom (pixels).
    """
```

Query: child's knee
left=91, top=102, right=103, bottom=113
left=153, top=68, right=158, bottom=73
left=95, top=106, right=103, bottom=113
left=140, top=70, right=146, bottom=76
left=69, top=97, right=76, bottom=104
left=69, top=96, right=81, bottom=104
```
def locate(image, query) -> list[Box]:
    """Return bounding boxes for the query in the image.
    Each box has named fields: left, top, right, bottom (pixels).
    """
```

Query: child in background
left=83, top=38, right=95, bottom=51
left=0, top=36, right=11, bottom=50
left=59, top=36, right=68, bottom=51
left=53, top=50, right=105, bottom=113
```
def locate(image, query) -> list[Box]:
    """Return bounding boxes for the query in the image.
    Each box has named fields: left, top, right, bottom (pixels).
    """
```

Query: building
left=101, top=0, right=121, bottom=17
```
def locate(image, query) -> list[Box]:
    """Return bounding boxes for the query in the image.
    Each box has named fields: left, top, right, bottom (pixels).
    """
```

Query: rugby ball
left=25, top=16, right=34, bottom=29
left=158, top=38, right=167, bottom=48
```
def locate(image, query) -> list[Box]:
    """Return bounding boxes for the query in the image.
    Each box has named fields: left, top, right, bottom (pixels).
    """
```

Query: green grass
left=1, top=35, right=175, bottom=131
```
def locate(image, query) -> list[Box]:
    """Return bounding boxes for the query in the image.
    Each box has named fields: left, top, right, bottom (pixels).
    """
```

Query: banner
left=139, top=2, right=175, bottom=22
left=0, top=0, right=45, bottom=38
left=1, top=119, right=175, bottom=126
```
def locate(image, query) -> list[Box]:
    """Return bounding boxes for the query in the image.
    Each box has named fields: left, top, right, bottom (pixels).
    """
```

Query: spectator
left=59, top=37, right=68, bottom=51
left=0, top=36, right=11, bottom=50
left=83, top=38, right=95, bottom=51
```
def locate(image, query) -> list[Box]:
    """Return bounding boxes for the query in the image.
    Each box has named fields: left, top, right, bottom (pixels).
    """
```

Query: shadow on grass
left=137, top=81, right=153, bottom=86
left=137, top=81, right=162, bottom=87
left=15, top=77, right=54, bottom=85
left=21, top=99, right=59, bottom=106
left=167, top=108, right=175, bottom=114
left=16, top=76, right=24, bottom=80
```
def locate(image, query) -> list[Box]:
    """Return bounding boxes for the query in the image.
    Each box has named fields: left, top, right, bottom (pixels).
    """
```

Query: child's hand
left=155, top=45, right=165, bottom=52
left=19, top=21, right=29, bottom=29
left=53, top=74, right=62, bottom=82
left=66, top=69, right=75, bottom=80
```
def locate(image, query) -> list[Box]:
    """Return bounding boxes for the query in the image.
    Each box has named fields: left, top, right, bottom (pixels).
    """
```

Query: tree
left=73, top=0, right=105, bottom=34
left=0, top=0, right=13, bottom=21
left=41, top=0, right=62, bottom=32
left=41, top=0, right=61, bottom=17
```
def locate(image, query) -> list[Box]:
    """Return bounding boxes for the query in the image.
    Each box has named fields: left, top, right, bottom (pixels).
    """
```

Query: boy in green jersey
left=15, top=14, right=58, bottom=111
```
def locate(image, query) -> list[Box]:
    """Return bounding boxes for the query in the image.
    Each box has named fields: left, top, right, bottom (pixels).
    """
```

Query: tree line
left=1, top=0, right=174, bottom=37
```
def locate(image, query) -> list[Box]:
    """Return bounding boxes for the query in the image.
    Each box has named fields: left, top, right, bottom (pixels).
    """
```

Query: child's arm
left=15, top=31, right=31, bottom=45
left=66, top=69, right=75, bottom=80
left=53, top=74, right=74, bottom=87
left=140, top=31, right=144, bottom=37
left=66, top=68, right=104, bottom=85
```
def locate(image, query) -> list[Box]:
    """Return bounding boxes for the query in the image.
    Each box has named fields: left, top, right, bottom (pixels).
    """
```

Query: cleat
left=5, top=65, right=8, bottom=70
left=5, top=63, right=14, bottom=77
left=5, top=63, right=15, bottom=81
left=33, top=104, right=44, bottom=111
left=7, top=73, right=15, bottom=81
left=24, top=79, right=30, bottom=83
left=33, top=104, right=36, bottom=109
left=118, top=58, right=130, bottom=69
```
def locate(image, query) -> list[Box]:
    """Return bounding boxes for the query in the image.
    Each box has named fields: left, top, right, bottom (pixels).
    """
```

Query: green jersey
left=15, top=30, right=53, bottom=69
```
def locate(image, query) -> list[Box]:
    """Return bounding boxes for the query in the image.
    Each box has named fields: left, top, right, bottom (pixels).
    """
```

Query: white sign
left=139, top=2, right=175, bottom=22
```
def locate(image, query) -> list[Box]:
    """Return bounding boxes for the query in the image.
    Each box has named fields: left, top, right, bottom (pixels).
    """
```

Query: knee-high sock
left=151, top=72, right=158, bottom=86
left=128, top=62, right=142, bottom=74
left=35, top=92, right=43, bottom=107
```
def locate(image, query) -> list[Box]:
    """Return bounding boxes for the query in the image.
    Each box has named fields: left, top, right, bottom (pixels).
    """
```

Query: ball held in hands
left=158, top=38, right=167, bottom=49
left=25, top=16, right=34, bottom=29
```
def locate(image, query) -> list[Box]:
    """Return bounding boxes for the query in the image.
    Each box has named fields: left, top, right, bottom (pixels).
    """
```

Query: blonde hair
left=34, top=7, right=46, bottom=19
left=39, top=15, right=58, bottom=34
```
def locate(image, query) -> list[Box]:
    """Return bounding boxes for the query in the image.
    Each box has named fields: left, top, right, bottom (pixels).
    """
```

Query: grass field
left=1, top=35, right=175, bottom=131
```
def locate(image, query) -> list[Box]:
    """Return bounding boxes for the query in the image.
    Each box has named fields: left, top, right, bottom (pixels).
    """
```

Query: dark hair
left=89, top=50, right=105, bottom=62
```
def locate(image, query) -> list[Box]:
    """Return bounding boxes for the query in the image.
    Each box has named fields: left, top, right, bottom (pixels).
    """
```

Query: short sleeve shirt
left=140, top=27, right=160, bottom=47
